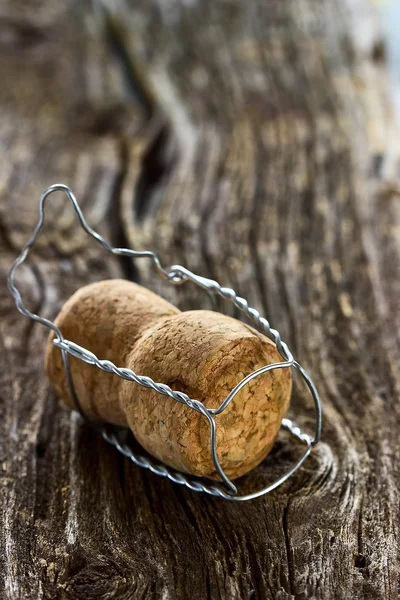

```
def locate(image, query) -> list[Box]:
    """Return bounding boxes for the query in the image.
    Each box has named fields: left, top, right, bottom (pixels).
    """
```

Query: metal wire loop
left=8, top=184, right=322, bottom=501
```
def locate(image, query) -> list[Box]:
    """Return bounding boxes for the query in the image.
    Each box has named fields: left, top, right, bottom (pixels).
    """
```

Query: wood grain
left=0, top=0, right=399, bottom=598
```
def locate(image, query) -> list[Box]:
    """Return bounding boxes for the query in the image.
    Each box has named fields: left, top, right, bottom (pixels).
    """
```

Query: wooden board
left=1, top=1, right=399, bottom=598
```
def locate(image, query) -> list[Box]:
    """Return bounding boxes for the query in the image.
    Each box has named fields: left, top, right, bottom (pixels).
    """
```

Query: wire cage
left=8, top=184, right=322, bottom=501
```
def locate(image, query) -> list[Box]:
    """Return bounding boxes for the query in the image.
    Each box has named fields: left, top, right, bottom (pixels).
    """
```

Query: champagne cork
left=46, top=280, right=292, bottom=480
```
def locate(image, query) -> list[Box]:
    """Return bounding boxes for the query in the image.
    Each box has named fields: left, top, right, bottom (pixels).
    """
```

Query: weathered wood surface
left=1, top=1, right=399, bottom=598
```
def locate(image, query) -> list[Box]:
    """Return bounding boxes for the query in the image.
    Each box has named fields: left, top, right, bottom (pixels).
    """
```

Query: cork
left=46, top=280, right=292, bottom=480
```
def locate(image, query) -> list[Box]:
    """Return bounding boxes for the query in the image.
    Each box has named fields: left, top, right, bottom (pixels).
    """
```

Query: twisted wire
left=101, top=417, right=312, bottom=502
left=8, top=184, right=322, bottom=501
left=54, top=339, right=200, bottom=411
left=169, top=266, right=293, bottom=362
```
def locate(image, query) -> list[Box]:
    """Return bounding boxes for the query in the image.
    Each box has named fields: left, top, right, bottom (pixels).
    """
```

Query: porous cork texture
left=46, top=280, right=292, bottom=480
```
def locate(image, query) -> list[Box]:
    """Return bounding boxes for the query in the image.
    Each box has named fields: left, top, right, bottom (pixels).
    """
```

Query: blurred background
left=381, top=0, right=400, bottom=113
left=1, top=1, right=400, bottom=599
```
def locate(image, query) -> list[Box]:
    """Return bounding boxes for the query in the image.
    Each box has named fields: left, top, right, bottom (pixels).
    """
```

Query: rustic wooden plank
left=1, top=0, right=399, bottom=599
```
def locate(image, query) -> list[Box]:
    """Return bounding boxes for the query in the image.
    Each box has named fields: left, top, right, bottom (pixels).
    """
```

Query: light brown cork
left=46, top=280, right=292, bottom=480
